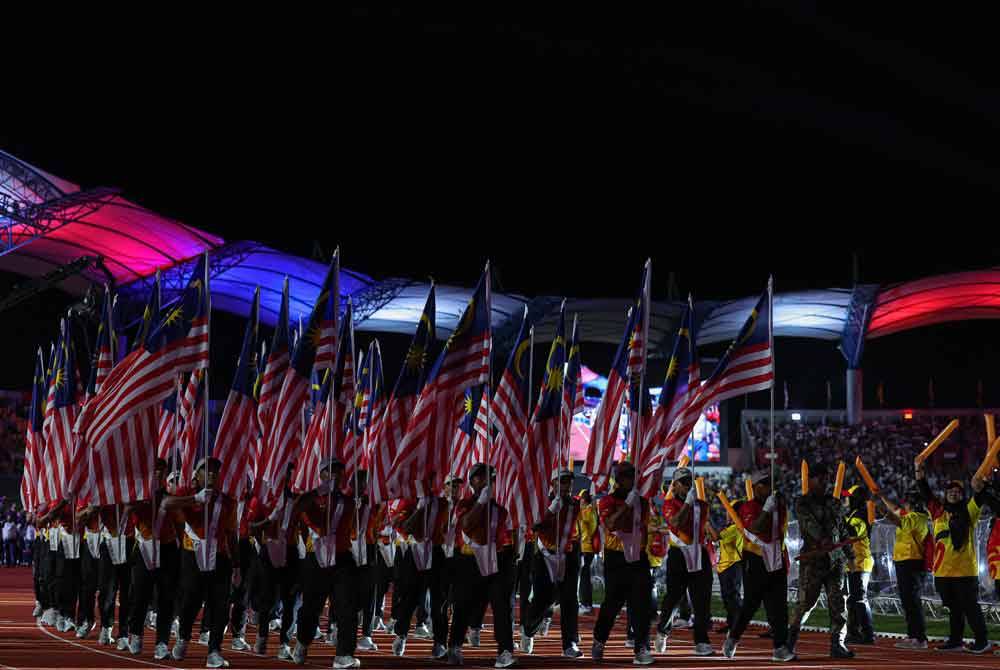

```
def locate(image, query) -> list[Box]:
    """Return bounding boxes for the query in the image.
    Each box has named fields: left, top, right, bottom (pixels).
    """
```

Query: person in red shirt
left=520, top=470, right=582, bottom=658
left=75, top=499, right=102, bottom=639
left=122, top=457, right=178, bottom=659
left=447, top=462, right=516, bottom=668
left=350, top=469, right=381, bottom=652
left=654, top=466, right=714, bottom=657
left=390, top=474, right=451, bottom=659
left=592, top=460, right=653, bottom=665
left=37, top=497, right=80, bottom=633
left=162, top=456, right=238, bottom=669
left=247, top=461, right=299, bottom=658
left=722, top=469, right=794, bottom=662
left=291, top=456, right=363, bottom=669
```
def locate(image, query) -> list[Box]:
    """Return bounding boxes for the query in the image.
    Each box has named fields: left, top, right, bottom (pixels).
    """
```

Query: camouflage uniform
left=789, top=492, right=854, bottom=648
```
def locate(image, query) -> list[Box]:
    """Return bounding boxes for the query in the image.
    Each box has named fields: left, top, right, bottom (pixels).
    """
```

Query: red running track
left=0, top=567, right=996, bottom=669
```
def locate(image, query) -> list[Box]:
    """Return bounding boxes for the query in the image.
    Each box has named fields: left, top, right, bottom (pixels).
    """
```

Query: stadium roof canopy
left=4, top=150, right=1000, bottom=360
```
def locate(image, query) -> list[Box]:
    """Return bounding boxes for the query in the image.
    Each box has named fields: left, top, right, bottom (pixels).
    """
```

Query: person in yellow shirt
left=878, top=484, right=930, bottom=650
left=915, top=462, right=991, bottom=654
left=714, top=507, right=744, bottom=635
left=576, top=490, right=598, bottom=615
left=842, top=485, right=874, bottom=645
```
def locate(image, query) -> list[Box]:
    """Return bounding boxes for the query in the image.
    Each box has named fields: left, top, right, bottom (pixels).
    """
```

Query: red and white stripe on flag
left=40, top=404, right=76, bottom=504
left=492, top=369, right=528, bottom=463
left=213, top=390, right=258, bottom=499
left=291, top=399, right=328, bottom=494
left=636, top=363, right=701, bottom=497
left=314, top=318, right=337, bottom=371
left=90, top=408, right=158, bottom=506
left=368, top=394, right=415, bottom=504
left=515, top=414, right=559, bottom=528
left=258, top=368, right=309, bottom=505
left=177, top=370, right=204, bottom=488
left=157, top=403, right=178, bottom=462
left=582, top=369, right=627, bottom=491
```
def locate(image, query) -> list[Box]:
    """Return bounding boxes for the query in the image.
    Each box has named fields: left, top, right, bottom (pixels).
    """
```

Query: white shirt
left=2, top=522, right=14, bottom=541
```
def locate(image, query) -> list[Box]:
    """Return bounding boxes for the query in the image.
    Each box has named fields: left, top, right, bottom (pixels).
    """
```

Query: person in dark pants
left=75, top=504, right=103, bottom=639
left=227, top=483, right=255, bottom=652
left=654, top=466, right=714, bottom=657
left=576, top=490, right=598, bottom=614
left=101, top=504, right=134, bottom=649
left=448, top=462, right=517, bottom=668
left=592, top=461, right=653, bottom=665
left=125, top=459, right=180, bottom=659
left=879, top=484, right=930, bottom=649
left=292, top=457, right=363, bottom=670
left=520, top=470, right=582, bottom=658
left=352, top=471, right=380, bottom=652
left=915, top=462, right=994, bottom=654
left=723, top=469, right=794, bottom=662
left=714, top=515, right=743, bottom=634
left=39, top=500, right=81, bottom=632
left=843, top=486, right=876, bottom=645
left=164, top=457, right=239, bottom=669
left=515, top=530, right=535, bottom=630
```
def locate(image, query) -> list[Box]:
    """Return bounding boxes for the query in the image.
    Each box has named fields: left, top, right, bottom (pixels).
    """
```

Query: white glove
left=548, top=497, right=563, bottom=515
left=762, top=495, right=776, bottom=513
left=477, top=487, right=490, bottom=505
left=684, top=486, right=697, bottom=506
left=416, top=496, right=428, bottom=510
left=194, top=488, right=210, bottom=504
left=625, top=490, right=641, bottom=509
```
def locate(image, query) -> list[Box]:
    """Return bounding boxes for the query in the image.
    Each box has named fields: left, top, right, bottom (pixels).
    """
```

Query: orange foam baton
left=866, top=499, right=876, bottom=524
left=832, top=461, right=846, bottom=499
left=987, top=414, right=996, bottom=452
left=678, top=454, right=691, bottom=469
left=914, top=419, right=959, bottom=465
left=800, top=460, right=809, bottom=495
left=695, top=477, right=706, bottom=502
left=717, top=491, right=744, bottom=530
left=855, top=456, right=880, bottom=494
left=975, top=436, right=1000, bottom=481
left=744, top=476, right=754, bottom=501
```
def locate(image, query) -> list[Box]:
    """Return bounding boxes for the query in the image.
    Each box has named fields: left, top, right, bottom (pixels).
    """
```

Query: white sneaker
left=633, top=648, right=654, bottom=665
left=519, top=627, right=534, bottom=654
left=116, top=636, right=129, bottom=651
left=40, top=609, right=56, bottom=626
left=392, top=635, right=406, bottom=656
left=911, top=639, right=928, bottom=650
left=128, top=634, right=142, bottom=655
left=494, top=650, right=515, bottom=668
left=373, top=617, right=386, bottom=632
left=672, top=617, right=692, bottom=629
left=198, top=631, right=211, bottom=645
left=206, top=651, right=230, bottom=668
left=592, top=640, right=605, bottom=661
left=292, top=641, right=307, bottom=664
left=171, top=618, right=180, bottom=638
left=468, top=628, right=481, bottom=647
left=771, top=646, right=796, bottom=662
left=413, top=623, right=432, bottom=639
left=172, top=639, right=189, bottom=660
left=723, top=636, right=737, bottom=658
left=447, top=646, right=464, bottom=665
left=32, top=602, right=42, bottom=617
left=694, top=643, right=714, bottom=656
left=431, top=643, right=448, bottom=659
left=625, top=638, right=635, bottom=648
left=76, top=620, right=93, bottom=639
left=333, top=657, right=360, bottom=669
left=539, top=619, right=551, bottom=637
left=325, top=628, right=337, bottom=645
left=564, top=642, right=583, bottom=658
left=270, top=618, right=281, bottom=632
left=357, top=635, right=378, bottom=651
left=578, top=605, right=593, bottom=615
left=154, top=642, right=170, bottom=660
left=98, top=626, right=113, bottom=645
left=276, top=643, right=293, bottom=660
left=147, top=611, right=157, bottom=630
left=655, top=632, right=668, bottom=653
left=232, top=637, right=250, bottom=651
left=55, top=615, right=66, bottom=632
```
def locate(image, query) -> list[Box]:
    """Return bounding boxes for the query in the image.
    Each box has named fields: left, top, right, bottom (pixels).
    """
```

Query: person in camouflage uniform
left=787, top=462, right=856, bottom=659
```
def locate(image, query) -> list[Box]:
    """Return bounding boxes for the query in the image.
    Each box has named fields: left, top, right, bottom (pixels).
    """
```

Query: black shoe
left=846, top=634, right=876, bottom=645
left=832, top=643, right=855, bottom=659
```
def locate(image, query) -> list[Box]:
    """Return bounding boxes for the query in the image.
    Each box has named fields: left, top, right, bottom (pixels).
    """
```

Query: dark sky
left=3, top=5, right=1000, bottom=408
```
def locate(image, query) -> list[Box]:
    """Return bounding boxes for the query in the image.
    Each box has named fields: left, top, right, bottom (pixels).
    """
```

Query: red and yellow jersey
left=454, top=497, right=513, bottom=555
left=716, top=524, right=744, bottom=574
left=578, top=503, right=599, bottom=553
left=927, top=497, right=981, bottom=578
left=847, top=517, right=874, bottom=573
left=893, top=510, right=929, bottom=563
left=662, top=498, right=710, bottom=547
left=597, top=492, right=649, bottom=553
left=986, top=518, right=1000, bottom=581
left=180, top=497, right=237, bottom=554
left=298, top=493, right=356, bottom=554
left=392, top=498, right=449, bottom=545
left=130, top=498, right=178, bottom=544
left=536, top=502, right=580, bottom=553
left=738, top=499, right=787, bottom=558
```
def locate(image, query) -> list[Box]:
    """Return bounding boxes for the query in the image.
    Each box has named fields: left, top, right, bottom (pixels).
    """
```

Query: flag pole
left=631, top=260, right=651, bottom=469
left=768, top=275, right=776, bottom=488
left=566, top=313, right=578, bottom=471
left=525, top=322, right=534, bottom=546
left=484, top=262, right=493, bottom=562
left=554, top=301, right=568, bottom=570
left=326, top=249, right=340, bottom=542
left=203, top=254, right=212, bottom=563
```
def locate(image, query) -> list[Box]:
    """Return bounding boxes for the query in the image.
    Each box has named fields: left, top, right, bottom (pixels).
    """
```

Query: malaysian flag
left=313, top=251, right=339, bottom=371
left=131, top=270, right=161, bottom=352
left=637, top=300, right=699, bottom=496
left=583, top=263, right=648, bottom=490
left=388, top=267, right=491, bottom=499
left=40, top=319, right=79, bottom=503
left=177, top=368, right=206, bottom=488
left=79, top=254, right=209, bottom=455
left=214, top=288, right=261, bottom=498
left=157, top=383, right=181, bottom=462
left=370, top=286, right=435, bottom=503
left=292, top=300, right=355, bottom=493
left=561, top=315, right=584, bottom=464
left=662, top=282, right=774, bottom=466
left=355, top=340, right=385, bottom=473
left=258, top=254, right=339, bottom=506
left=449, top=384, right=489, bottom=483
left=21, top=349, right=45, bottom=513
left=256, top=277, right=289, bottom=473
left=490, top=308, right=531, bottom=524
left=518, top=304, right=566, bottom=527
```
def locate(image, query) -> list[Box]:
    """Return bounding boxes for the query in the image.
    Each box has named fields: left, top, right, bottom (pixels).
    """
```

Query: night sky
left=3, top=5, right=1000, bottom=410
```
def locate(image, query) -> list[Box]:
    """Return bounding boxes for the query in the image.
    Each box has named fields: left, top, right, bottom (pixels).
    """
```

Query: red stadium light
left=903, top=410, right=914, bottom=420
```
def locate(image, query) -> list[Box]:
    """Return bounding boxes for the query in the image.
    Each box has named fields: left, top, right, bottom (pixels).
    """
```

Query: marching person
left=577, top=489, right=598, bottom=615
left=592, top=460, right=654, bottom=665
left=293, top=456, right=363, bottom=670
left=124, top=458, right=179, bottom=659
left=713, top=502, right=743, bottom=637
left=723, top=470, right=794, bottom=662
left=654, top=466, right=714, bottom=657
left=102, top=502, right=134, bottom=648
left=879, top=483, right=931, bottom=649
left=226, top=478, right=255, bottom=652
left=164, top=457, right=238, bottom=669
left=843, top=485, right=875, bottom=645
left=787, top=462, right=855, bottom=659
left=448, top=462, right=517, bottom=668
left=351, top=469, right=381, bottom=652
left=915, top=462, right=992, bottom=654
left=74, top=501, right=102, bottom=639
left=520, top=470, right=582, bottom=658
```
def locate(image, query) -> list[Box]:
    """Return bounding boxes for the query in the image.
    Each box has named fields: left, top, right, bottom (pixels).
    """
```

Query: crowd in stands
left=0, top=405, right=26, bottom=475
